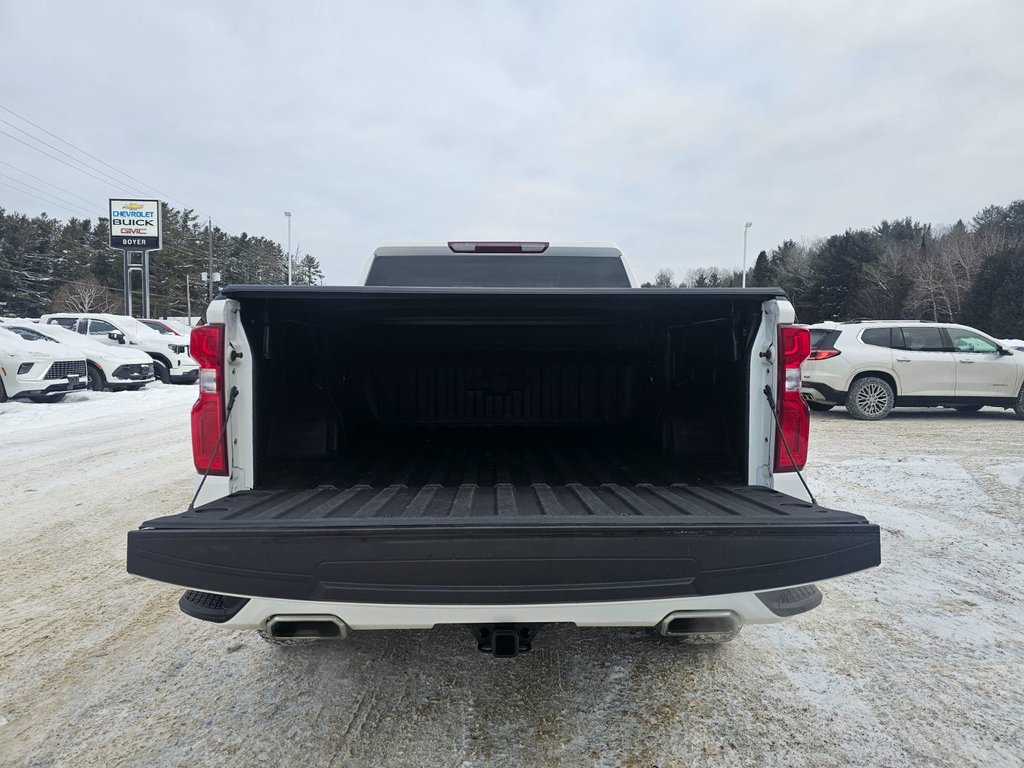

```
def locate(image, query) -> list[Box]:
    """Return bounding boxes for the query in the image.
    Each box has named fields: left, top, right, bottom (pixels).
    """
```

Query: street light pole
left=284, top=211, right=292, bottom=285
left=208, top=217, right=214, bottom=302
left=742, top=221, right=753, bottom=288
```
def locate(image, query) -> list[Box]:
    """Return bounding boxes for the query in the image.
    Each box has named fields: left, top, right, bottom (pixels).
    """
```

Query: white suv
left=803, top=320, right=1024, bottom=420
left=2, top=320, right=155, bottom=391
left=0, top=326, right=88, bottom=402
left=40, top=313, right=199, bottom=384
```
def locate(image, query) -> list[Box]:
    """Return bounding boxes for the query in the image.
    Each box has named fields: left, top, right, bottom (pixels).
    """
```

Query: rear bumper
left=802, top=381, right=847, bottom=404
left=182, top=585, right=829, bottom=631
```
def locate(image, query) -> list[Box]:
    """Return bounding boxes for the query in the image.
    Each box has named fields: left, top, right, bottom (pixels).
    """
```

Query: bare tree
left=931, top=223, right=983, bottom=319
left=680, top=266, right=739, bottom=288
left=652, top=268, right=676, bottom=288
left=906, top=250, right=953, bottom=322
left=50, top=278, right=119, bottom=313
left=857, top=241, right=913, bottom=319
left=773, top=240, right=817, bottom=314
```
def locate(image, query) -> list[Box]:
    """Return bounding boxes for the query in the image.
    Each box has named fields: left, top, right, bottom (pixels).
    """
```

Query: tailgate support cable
left=187, top=386, right=239, bottom=513
left=763, top=385, right=817, bottom=506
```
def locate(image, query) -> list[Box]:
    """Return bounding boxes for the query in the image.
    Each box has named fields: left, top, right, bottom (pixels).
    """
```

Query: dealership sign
left=109, top=198, right=161, bottom=250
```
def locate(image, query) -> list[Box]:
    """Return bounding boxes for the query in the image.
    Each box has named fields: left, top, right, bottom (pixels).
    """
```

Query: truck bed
left=128, top=285, right=879, bottom=609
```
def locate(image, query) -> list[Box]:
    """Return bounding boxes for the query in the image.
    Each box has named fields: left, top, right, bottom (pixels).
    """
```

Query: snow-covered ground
left=0, top=391, right=1022, bottom=767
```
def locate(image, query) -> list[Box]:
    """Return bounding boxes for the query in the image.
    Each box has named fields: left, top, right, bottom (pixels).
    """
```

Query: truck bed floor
left=166, top=427, right=842, bottom=525
left=263, top=427, right=725, bottom=486
left=153, top=482, right=845, bottom=527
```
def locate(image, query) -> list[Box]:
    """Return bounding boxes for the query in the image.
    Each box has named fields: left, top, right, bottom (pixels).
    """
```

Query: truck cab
left=127, top=242, right=880, bottom=655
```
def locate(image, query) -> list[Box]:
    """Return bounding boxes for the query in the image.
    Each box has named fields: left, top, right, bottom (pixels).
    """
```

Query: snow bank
left=0, top=382, right=196, bottom=437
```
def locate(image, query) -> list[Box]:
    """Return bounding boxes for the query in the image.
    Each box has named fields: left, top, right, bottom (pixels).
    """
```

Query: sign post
left=109, top=199, right=162, bottom=317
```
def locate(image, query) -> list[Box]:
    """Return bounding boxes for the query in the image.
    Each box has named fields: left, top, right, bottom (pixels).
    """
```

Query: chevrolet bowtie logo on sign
left=109, top=199, right=162, bottom=251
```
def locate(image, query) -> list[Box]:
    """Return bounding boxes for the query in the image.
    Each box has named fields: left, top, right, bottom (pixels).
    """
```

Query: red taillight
left=775, top=324, right=811, bottom=472
left=807, top=349, right=841, bottom=360
left=190, top=324, right=228, bottom=475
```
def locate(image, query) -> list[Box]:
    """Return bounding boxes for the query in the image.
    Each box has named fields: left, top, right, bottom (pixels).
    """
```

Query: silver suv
left=802, top=320, right=1024, bottom=420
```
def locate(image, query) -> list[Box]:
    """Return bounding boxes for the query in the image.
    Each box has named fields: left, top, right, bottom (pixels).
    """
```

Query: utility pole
left=186, top=274, right=192, bottom=325
left=208, top=217, right=214, bottom=302
left=742, top=221, right=753, bottom=288
left=284, top=211, right=292, bottom=285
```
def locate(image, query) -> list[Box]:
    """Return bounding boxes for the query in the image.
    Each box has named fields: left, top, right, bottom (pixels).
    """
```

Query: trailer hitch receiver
left=472, top=624, right=540, bottom=657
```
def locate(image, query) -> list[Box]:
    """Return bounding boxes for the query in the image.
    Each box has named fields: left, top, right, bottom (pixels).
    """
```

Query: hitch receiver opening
left=472, top=624, right=540, bottom=657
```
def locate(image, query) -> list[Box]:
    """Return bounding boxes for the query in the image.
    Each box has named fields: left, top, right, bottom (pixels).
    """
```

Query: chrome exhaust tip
left=655, top=610, right=741, bottom=642
left=264, top=614, right=349, bottom=641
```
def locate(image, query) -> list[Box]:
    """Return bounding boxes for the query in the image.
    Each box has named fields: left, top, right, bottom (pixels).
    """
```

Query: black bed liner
left=139, top=484, right=858, bottom=527
left=257, top=428, right=736, bottom=490
left=128, top=483, right=880, bottom=605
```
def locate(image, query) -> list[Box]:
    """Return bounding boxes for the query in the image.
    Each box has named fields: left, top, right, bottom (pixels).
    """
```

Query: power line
left=0, top=124, right=241, bottom=240
left=0, top=117, right=151, bottom=197
left=0, top=102, right=194, bottom=210
left=0, top=104, right=251, bottom=241
left=0, top=172, right=102, bottom=218
left=0, top=160, right=100, bottom=207
left=0, top=178, right=95, bottom=218
left=0, top=103, right=239, bottom=233
left=0, top=128, right=144, bottom=191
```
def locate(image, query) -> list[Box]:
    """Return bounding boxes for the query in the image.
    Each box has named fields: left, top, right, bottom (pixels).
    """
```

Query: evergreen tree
left=972, top=201, right=1024, bottom=244
left=294, top=253, right=324, bottom=285
left=962, top=246, right=1024, bottom=338
left=0, top=203, right=294, bottom=317
left=636, top=199, right=1020, bottom=330
left=808, top=230, right=880, bottom=321
left=750, top=250, right=771, bottom=286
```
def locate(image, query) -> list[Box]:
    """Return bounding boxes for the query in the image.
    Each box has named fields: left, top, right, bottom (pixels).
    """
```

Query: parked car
left=0, top=326, right=88, bottom=403
left=39, top=313, right=199, bottom=384
left=803, top=320, right=1024, bottom=420
left=1, top=320, right=155, bottom=391
left=127, top=241, right=881, bottom=656
left=139, top=318, right=192, bottom=337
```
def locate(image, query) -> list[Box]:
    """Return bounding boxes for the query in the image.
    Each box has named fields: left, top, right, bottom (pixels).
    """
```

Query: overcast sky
left=1, top=1, right=1022, bottom=282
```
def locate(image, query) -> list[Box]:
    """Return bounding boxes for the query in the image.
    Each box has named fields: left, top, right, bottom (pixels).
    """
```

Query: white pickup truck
left=127, top=242, right=880, bottom=656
